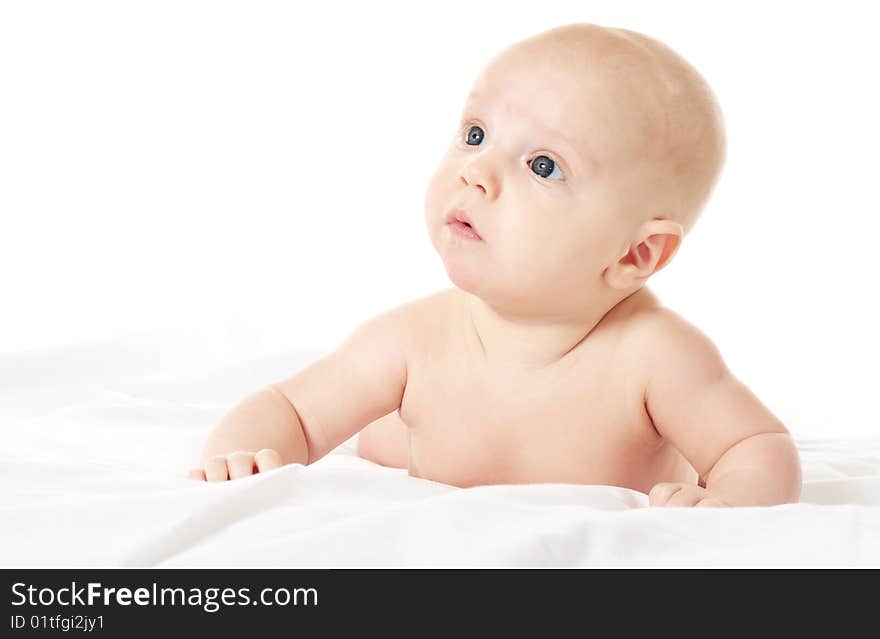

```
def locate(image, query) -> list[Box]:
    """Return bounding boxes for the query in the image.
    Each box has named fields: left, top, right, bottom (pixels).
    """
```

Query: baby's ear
left=603, top=218, right=683, bottom=290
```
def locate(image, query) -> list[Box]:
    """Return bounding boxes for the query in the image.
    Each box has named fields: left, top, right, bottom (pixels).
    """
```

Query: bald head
left=478, top=23, right=726, bottom=236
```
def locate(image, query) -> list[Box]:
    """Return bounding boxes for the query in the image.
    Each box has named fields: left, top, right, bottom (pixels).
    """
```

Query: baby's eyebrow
left=464, top=93, right=600, bottom=175
left=539, top=125, right=599, bottom=175
left=517, top=117, right=600, bottom=178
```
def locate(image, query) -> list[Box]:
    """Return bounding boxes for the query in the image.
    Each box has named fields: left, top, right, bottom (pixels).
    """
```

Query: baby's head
left=425, top=23, right=726, bottom=316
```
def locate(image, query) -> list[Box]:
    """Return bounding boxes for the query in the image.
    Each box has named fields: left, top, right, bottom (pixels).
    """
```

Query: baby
left=188, top=23, right=802, bottom=508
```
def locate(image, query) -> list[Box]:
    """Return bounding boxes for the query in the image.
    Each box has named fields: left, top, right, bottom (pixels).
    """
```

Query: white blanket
left=2, top=328, right=879, bottom=567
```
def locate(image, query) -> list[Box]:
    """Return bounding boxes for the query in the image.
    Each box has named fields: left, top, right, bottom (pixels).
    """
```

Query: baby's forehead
left=470, top=26, right=717, bottom=165
left=476, top=29, right=665, bottom=105
left=469, top=48, right=657, bottom=164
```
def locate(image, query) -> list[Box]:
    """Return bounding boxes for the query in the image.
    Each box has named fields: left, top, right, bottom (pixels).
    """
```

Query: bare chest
left=399, top=338, right=662, bottom=490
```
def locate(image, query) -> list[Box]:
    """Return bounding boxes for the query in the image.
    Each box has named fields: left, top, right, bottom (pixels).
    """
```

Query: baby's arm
left=639, top=312, right=802, bottom=507
left=189, top=307, right=408, bottom=481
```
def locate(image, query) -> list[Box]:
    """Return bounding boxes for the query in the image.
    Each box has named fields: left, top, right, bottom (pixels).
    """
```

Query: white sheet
left=2, top=328, right=879, bottom=567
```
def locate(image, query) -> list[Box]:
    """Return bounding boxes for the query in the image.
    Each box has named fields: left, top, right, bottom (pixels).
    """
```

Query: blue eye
left=465, top=125, right=484, bottom=146
left=530, top=155, right=564, bottom=180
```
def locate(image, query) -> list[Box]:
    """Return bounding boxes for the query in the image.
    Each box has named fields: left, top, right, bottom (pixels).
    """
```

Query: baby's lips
left=445, top=207, right=470, bottom=225
left=445, top=207, right=482, bottom=238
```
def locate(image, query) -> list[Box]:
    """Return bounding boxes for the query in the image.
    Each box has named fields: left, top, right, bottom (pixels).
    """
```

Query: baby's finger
left=254, top=449, right=283, bottom=473
left=186, top=468, right=206, bottom=481
left=205, top=455, right=229, bottom=482
left=696, top=497, right=728, bottom=508
left=227, top=452, right=257, bottom=480
left=665, top=486, right=704, bottom=507
left=648, top=482, right=683, bottom=507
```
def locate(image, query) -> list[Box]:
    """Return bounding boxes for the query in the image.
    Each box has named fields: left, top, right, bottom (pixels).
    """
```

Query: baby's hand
left=187, top=449, right=283, bottom=482
left=648, top=482, right=729, bottom=508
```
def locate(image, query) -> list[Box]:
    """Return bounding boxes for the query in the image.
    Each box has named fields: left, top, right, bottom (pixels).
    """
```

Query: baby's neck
left=461, top=287, right=642, bottom=370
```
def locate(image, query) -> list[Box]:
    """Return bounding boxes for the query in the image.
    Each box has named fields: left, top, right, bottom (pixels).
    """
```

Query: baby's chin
left=429, top=224, right=479, bottom=288
left=439, top=249, right=484, bottom=296
left=440, top=252, right=587, bottom=315
left=438, top=250, right=529, bottom=308
left=431, top=223, right=547, bottom=305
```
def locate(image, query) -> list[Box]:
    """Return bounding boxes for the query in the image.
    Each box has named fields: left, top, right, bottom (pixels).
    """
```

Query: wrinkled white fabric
left=2, top=329, right=878, bottom=567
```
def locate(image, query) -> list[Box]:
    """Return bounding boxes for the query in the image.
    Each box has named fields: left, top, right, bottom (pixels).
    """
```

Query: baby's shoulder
left=618, top=299, right=725, bottom=381
left=620, top=302, right=700, bottom=342
left=366, top=288, right=457, bottom=349
left=388, top=287, right=457, bottom=329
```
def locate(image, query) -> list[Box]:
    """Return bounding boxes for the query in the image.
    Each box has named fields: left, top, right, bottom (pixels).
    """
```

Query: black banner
left=1, top=568, right=871, bottom=635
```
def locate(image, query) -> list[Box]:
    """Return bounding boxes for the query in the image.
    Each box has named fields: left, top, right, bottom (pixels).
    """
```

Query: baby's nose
left=459, top=160, right=500, bottom=200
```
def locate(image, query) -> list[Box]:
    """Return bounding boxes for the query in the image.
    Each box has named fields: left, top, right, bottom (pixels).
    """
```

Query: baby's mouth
left=445, top=208, right=482, bottom=240
left=448, top=219, right=482, bottom=240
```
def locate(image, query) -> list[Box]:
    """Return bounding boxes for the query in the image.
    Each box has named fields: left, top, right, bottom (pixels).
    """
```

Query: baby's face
left=425, top=33, right=682, bottom=314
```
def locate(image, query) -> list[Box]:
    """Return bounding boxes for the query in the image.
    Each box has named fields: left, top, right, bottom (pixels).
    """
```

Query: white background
left=1, top=1, right=877, bottom=438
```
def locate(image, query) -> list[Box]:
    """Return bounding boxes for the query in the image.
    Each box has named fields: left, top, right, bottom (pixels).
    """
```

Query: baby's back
left=359, top=287, right=698, bottom=493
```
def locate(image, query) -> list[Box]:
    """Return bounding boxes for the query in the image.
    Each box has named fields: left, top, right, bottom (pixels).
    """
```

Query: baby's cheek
left=508, top=233, right=581, bottom=291
left=423, top=177, right=441, bottom=219
left=425, top=154, right=455, bottom=195
left=500, top=240, right=548, bottom=288
left=425, top=164, right=461, bottom=224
